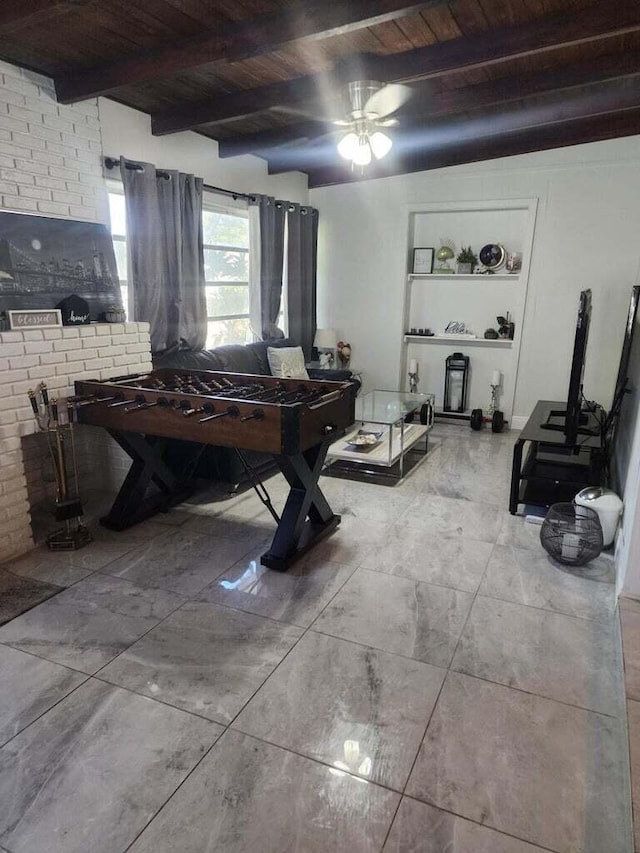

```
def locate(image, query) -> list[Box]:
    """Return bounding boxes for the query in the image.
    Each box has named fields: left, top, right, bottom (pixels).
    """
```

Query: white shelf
left=401, top=198, right=538, bottom=425
left=326, top=422, right=429, bottom=468
left=408, top=273, right=519, bottom=281
left=404, top=334, right=513, bottom=347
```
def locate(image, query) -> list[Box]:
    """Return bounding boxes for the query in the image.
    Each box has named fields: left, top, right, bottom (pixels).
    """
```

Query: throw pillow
left=267, top=346, right=309, bottom=380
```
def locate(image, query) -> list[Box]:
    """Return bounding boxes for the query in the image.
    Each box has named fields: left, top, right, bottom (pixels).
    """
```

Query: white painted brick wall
left=0, top=323, right=152, bottom=565
left=0, top=60, right=108, bottom=223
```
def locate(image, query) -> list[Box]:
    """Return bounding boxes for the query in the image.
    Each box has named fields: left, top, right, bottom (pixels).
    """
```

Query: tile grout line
left=475, top=586, right=615, bottom=624
left=378, top=537, right=499, bottom=849
left=394, top=795, right=560, bottom=853
left=118, top=494, right=509, bottom=846
left=380, top=532, right=571, bottom=853
left=0, top=671, right=92, bottom=754
left=110, top=509, right=368, bottom=848
left=120, top=578, right=447, bottom=853
left=121, top=549, right=370, bottom=852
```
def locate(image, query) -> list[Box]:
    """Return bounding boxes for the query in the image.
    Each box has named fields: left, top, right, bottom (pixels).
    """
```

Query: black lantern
left=444, top=352, right=469, bottom=413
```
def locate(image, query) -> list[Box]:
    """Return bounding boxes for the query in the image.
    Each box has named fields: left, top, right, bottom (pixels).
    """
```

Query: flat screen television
left=541, top=289, right=594, bottom=442
left=605, top=285, right=640, bottom=449
left=611, top=286, right=640, bottom=413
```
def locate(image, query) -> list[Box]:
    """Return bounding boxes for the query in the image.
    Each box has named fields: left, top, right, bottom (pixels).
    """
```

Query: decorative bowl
left=346, top=430, right=383, bottom=448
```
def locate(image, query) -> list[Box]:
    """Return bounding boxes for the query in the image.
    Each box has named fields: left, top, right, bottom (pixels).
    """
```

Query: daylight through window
left=108, top=191, right=251, bottom=348
left=202, top=203, right=250, bottom=348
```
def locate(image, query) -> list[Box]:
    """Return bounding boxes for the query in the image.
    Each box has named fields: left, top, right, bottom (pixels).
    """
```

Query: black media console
left=509, top=399, right=603, bottom=515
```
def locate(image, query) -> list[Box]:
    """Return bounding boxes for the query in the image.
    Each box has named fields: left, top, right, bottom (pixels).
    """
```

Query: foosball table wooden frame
left=74, top=368, right=357, bottom=570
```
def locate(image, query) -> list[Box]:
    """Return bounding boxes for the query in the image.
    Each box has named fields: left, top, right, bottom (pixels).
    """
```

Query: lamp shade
left=314, top=328, right=337, bottom=349
left=337, top=132, right=359, bottom=160
left=352, top=136, right=372, bottom=166
left=370, top=130, right=392, bottom=159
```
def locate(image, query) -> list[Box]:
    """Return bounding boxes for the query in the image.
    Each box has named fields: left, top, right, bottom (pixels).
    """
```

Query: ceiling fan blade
left=363, top=83, right=412, bottom=118
left=376, top=117, right=399, bottom=127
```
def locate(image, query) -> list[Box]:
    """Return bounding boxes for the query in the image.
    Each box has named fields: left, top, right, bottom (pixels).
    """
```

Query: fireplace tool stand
left=28, top=382, right=92, bottom=551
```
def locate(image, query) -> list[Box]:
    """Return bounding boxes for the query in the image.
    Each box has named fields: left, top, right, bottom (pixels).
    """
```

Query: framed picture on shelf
left=412, top=247, right=434, bottom=274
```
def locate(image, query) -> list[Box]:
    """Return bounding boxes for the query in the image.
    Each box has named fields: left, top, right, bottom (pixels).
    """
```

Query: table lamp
left=314, top=328, right=337, bottom=368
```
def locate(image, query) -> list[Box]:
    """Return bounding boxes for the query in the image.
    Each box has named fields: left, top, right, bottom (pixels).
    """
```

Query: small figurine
left=337, top=340, right=351, bottom=367
left=497, top=313, right=515, bottom=339
left=436, top=238, right=455, bottom=273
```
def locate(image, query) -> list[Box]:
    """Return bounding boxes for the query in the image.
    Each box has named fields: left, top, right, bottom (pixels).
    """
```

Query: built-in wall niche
left=411, top=206, right=528, bottom=276
left=400, top=199, right=538, bottom=424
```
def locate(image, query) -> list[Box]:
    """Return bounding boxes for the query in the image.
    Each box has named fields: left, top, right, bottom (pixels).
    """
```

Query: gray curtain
left=249, top=194, right=286, bottom=339
left=120, top=158, right=206, bottom=353
left=287, top=203, right=318, bottom=359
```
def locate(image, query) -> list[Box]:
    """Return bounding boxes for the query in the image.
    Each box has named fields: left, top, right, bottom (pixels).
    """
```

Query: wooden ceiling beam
left=55, top=0, right=444, bottom=104
left=264, top=77, right=640, bottom=176
left=151, top=1, right=640, bottom=135
left=218, top=121, right=329, bottom=159
left=302, top=108, right=640, bottom=187
left=217, top=51, right=640, bottom=158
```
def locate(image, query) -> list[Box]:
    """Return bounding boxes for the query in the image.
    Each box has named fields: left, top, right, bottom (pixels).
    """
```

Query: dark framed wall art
left=0, top=211, right=122, bottom=320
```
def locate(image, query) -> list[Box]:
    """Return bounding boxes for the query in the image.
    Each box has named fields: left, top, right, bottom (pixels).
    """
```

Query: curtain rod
left=103, top=156, right=256, bottom=202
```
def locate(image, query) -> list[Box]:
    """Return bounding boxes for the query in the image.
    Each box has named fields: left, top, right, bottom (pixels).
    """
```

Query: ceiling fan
left=271, top=79, right=413, bottom=168
left=332, top=80, right=412, bottom=167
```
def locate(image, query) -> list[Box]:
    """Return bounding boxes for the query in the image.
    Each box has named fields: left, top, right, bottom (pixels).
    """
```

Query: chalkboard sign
left=57, top=294, right=90, bottom=325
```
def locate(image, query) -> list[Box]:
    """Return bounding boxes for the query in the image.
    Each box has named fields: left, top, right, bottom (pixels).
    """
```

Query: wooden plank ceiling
left=1, top=0, right=639, bottom=187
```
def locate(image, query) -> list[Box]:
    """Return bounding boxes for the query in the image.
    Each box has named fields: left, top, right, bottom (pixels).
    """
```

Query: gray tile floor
left=0, top=425, right=632, bottom=852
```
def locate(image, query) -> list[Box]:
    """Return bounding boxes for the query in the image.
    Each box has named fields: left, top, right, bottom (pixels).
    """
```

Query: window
left=202, top=203, right=250, bottom=348
left=107, top=191, right=251, bottom=348
left=108, top=191, right=128, bottom=311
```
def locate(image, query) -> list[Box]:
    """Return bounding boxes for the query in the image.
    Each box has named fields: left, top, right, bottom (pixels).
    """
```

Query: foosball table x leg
left=261, top=440, right=340, bottom=571
left=100, top=431, right=199, bottom=530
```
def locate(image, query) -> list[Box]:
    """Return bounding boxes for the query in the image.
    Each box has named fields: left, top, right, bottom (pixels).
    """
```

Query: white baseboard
left=510, top=415, right=529, bottom=431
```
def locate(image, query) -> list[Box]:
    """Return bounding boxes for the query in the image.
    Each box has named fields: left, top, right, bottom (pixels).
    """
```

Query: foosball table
left=73, top=368, right=357, bottom=570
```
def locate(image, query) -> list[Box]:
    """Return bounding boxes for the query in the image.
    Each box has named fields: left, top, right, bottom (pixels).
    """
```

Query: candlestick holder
left=489, top=383, right=499, bottom=416
left=408, top=371, right=419, bottom=394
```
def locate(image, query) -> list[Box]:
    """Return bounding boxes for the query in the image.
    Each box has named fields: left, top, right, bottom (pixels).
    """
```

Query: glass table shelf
left=325, top=389, right=435, bottom=483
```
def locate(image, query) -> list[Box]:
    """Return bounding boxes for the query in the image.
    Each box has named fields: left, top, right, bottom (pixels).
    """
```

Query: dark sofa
left=153, top=338, right=356, bottom=489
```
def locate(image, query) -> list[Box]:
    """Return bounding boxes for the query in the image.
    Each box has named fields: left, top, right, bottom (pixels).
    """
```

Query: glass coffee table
left=324, top=389, right=435, bottom=483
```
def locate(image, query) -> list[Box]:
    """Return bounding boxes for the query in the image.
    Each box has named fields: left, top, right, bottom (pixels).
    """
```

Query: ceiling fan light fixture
left=370, top=130, right=392, bottom=159
left=352, top=134, right=372, bottom=166
left=337, top=131, right=359, bottom=160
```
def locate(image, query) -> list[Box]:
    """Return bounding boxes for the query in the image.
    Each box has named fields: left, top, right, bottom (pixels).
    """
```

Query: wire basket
left=540, top=503, right=603, bottom=566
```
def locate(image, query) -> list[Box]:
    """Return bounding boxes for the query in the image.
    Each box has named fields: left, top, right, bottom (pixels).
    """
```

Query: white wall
left=311, top=137, right=640, bottom=418
left=0, top=59, right=107, bottom=223
left=98, top=99, right=308, bottom=204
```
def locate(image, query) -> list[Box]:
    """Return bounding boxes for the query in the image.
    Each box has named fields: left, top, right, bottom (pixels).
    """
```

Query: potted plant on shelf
left=105, top=304, right=126, bottom=323
left=456, top=246, right=478, bottom=274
